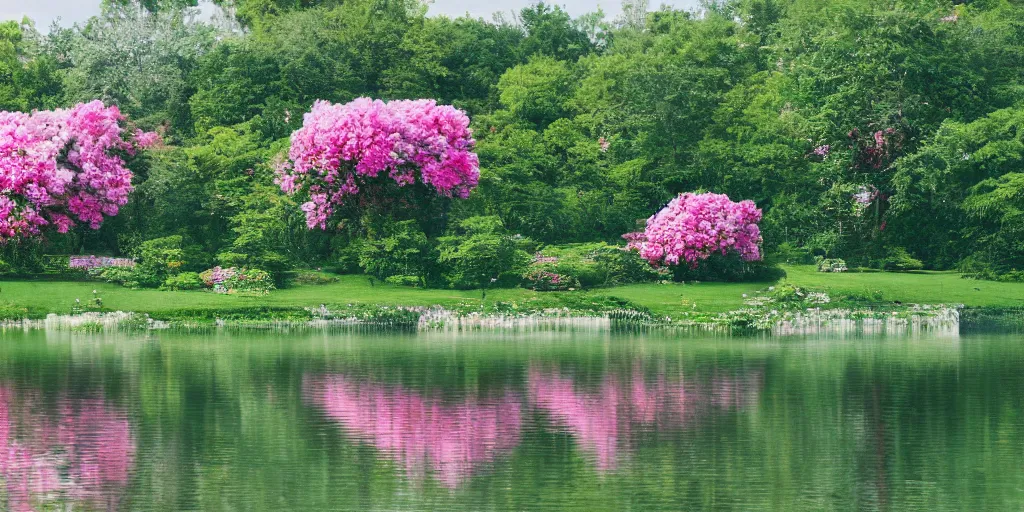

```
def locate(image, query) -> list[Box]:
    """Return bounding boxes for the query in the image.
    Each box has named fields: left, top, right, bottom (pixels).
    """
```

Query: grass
left=0, top=265, right=1022, bottom=321
left=779, top=265, right=1024, bottom=308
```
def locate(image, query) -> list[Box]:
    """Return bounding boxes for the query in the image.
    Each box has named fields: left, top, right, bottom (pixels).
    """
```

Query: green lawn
left=1, top=266, right=1022, bottom=320
left=780, top=265, right=1024, bottom=308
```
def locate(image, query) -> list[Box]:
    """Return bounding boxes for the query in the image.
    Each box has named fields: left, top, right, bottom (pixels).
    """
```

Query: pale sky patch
left=0, top=0, right=701, bottom=31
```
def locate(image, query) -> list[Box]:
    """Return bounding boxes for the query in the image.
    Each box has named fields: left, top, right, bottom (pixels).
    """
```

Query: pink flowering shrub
left=199, top=266, right=274, bottom=295
left=199, top=266, right=236, bottom=288
left=523, top=268, right=577, bottom=291
left=0, top=101, right=159, bottom=242
left=276, top=98, right=480, bottom=229
left=625, top=192, right=763, bottom=267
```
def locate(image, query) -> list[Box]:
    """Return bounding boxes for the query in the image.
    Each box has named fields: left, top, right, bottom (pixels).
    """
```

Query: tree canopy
left=3, top=0, right=1024, bottom=278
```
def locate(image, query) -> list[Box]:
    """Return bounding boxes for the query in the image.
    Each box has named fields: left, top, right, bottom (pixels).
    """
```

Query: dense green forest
left=3, top=0, right=1024, bottom=287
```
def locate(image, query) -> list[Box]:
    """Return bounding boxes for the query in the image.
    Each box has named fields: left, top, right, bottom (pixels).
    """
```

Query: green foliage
left=287, top=271, right=339, bottom=286
left=138, top=235, right=188, bottom=275
left=816, top=257, right=848, bottom=273
left=91, top=266, right=164, bottom=289
left=56, top=3, right=219, bottom=131
left=529, top=243, right=661, bottom=289
left=162, top=271, right=205, bottom=290
left=0, top=301, right=28, bottom=320
left=223, top=268, right=275, bottom=295
left=881, top=247, right=925, bottom=272
left=10, top=0, right=1024, bottom=283
left=959, top=256, right=1024, bottom=283
left=891, top=106, right=1024, bottom=271
left=772, top=243, right=815, bottom=265
left=498, top=56, right=574, bottom=127
left=436, top=216, right=531, bottom=289
left=358, top=219, right=434, bottom=282
left=671, top=254, right=785, bottom=283
left=384, top=275, right=423, bottom=287
left=518, top=2, right=594, bottom=62
left=522, top=268, right=578, bottom=291
left=0, top=20, right=62, bottom=111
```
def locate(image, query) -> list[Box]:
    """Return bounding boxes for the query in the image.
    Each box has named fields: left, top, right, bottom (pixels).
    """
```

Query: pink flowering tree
left=0, top=100, right=159, bottom=242
left=625, top=192, right=763, bottom=273
left=276, top=98, right=480, bottom=232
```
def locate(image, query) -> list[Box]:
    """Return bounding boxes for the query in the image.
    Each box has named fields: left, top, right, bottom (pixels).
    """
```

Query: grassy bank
left=1, top=265, right=1022, bottom=321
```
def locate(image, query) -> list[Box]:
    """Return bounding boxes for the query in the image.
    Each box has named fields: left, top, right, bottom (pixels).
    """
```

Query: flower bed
left=69, top=255, right=136, bottom=270
left=199, top=266, right=275, bottom=295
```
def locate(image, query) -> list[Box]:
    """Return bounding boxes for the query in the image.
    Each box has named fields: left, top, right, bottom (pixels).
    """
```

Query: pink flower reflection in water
left=304, top=376, right=521, bottom=488
left=0, top=388, right=136, bottom=512
left=528, top=366, right=762, bottom=471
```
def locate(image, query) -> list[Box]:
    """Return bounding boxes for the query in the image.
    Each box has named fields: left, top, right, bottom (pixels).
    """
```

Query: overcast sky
left=0, top=0, right=701, bottom=30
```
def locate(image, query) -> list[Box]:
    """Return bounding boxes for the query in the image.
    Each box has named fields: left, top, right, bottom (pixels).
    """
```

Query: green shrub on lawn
left=162, top=272, right=205, bottom=291
left=529, top=242, right=661, bottom=289
left=385, top=275, right=424, bottom=287
left=437, top=216, right=531, bottom=290
left=288, top=271, right=340, bottom=286
left=881, top=248, right=925, bottom=272
left=90, top=266, right=164, bottom=289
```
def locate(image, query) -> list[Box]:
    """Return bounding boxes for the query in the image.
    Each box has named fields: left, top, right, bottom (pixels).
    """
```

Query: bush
left=200, top=266, right=275, bottom=294
left=530, top=243, right=662, bottom=288
left=216, top=251, right=250, bottom=268
left=0, top=302, right=28, bottom=320
left=436, top=216, right=531, bottom=289
left=771, top=242, right=815, bottom=265
left=384, top=275, right=423, bottom=287
left=335, top=240, right=366, bottom=274
left=162, top=272, right=205, bottom=291
left=288, top=271, right=339, bottom=286
left=90, top=266, right=163, bottom=288
left=0, top=259, right=11, bottom=276
left=138, top=235, right=187, bottom=275
left=815, top=257, right=848, bottom=273
left=881, top=248, right=924, bottom=272
left=671, top=254, right=786, bottom=282
left=959, top=256, right=1024, bottom=282
left=224, top=268, right=275, bottom=295
left=523, top=268, right=579, bottom=291
left=359, top=219, right=434, bottom=282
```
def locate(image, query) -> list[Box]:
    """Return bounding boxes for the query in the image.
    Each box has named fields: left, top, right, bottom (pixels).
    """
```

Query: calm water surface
left=0, top=328, right=1021, bottom=511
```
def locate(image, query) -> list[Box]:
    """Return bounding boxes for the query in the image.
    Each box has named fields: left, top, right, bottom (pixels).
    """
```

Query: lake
left=0, top=327, right=1019, bottom=511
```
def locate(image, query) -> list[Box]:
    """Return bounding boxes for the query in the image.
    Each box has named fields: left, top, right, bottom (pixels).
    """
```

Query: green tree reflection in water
left=0, top=330, right=1019, bottom=510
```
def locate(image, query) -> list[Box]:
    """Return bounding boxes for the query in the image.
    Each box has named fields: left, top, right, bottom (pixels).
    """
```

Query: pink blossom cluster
left=69, top=255, right=136, bottom=270
left=625, top=192, right=763, bottom=267
left=304, top=375, right=521, bottom=488
left=277, top=98, right=480, bottom=229
left=200, top=266, right=236, bottom=287
left=0, top=101, right=158, bottom=242
left=0, top=388, right=136, bottom=511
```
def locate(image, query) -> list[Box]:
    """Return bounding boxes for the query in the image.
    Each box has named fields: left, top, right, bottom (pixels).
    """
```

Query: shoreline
left=0, top=303, right=978, bottom=337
